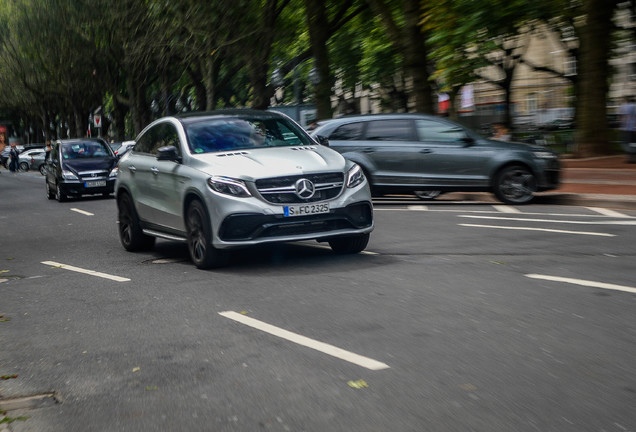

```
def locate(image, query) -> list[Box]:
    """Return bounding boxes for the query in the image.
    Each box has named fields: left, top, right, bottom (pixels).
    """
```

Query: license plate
left=284, top=203, right=329, bottom=217
left=85, top=180, right=106, bottom=188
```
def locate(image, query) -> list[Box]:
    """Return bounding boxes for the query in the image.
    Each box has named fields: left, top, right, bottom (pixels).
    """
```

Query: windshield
left=62, top=141, right=112, bottom=159
left=185, top=117, right=313, bottom=154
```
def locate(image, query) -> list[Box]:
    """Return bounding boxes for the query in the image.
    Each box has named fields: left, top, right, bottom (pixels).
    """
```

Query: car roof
left=57, top=138, right=107, bottom=144
left=174, top=109, right=289, bottom=125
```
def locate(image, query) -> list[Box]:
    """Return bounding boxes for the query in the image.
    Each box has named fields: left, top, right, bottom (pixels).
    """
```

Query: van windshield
left=62, top=141, right=112, bottom=159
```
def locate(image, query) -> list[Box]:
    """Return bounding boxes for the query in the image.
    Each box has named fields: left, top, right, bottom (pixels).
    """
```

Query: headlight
left=533, top=151, right=557, bottom=159
left=109, top=167, right=119, bottom=178
left=61, top=169, right=78, bottom=180
left=346, top=164, right=365, bottom=188
left=207, top=176, right=251, bottom=197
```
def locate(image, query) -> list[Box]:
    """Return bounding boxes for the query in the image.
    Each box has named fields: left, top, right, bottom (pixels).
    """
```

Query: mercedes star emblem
left=294, top=178, right=315, bottom=199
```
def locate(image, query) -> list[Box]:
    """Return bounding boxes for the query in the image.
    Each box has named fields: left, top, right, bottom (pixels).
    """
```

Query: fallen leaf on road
left=0, top=375, right=18, bottom=380
left=347, top=380, right=368, bottom=389
left=145, top=386, right=158, bottom=391
left=132, top=367, right=140, bottom=373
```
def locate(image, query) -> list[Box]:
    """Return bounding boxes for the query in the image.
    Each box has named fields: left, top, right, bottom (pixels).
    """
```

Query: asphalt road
left=1, top=171, right=635, bottom=432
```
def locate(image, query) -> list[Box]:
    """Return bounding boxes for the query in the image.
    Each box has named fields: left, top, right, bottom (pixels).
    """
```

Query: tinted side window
left=416, top=119, right=467, bottom=142
left=329, top=122, right=364, bottom=140
left=136, top=123, right=181, bottom=156
left=365, top=120, right=413, bottom=141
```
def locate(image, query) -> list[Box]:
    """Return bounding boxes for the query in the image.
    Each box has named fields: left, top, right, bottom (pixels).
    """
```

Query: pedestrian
left=8, top=142, right=19, bottom=173
left=618, top=96, right=636, bottom=163
left=491, top=123, right=511, bottom=141
left=45, top=141, right=52, bottom=161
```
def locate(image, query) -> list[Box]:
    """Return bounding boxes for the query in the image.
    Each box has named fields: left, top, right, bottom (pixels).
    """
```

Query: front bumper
left=59, top=179, right=116, bottom=196
left=536, top=158, right=561, bottom=191
left=219, top=201, right=373, bottom=242
left=204, top=178, right=374, bottom=249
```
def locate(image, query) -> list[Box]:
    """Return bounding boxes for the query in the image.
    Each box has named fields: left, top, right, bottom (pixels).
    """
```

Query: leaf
left=132, top=367, right=140, bottom=373
left=0, top=374, right=18, bottom=380
left=145, top=386, right=158, bottom=391
left=347, top=380, right=368, bottom=389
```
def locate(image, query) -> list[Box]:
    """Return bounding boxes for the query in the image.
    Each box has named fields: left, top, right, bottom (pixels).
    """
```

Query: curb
left=534, top=193, right=636, bottom=210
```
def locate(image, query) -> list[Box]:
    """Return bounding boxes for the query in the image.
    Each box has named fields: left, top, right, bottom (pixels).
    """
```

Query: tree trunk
left=404, top=0, right=433, bottom=113
left=112, top=94, right=127, bottom=140
left=575, top=0, right=618, bottom=156
left=304, top=0, right=333, bottom=119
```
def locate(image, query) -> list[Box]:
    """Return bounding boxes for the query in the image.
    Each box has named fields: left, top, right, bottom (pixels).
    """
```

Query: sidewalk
left=538, top=154, right=636, bottom=210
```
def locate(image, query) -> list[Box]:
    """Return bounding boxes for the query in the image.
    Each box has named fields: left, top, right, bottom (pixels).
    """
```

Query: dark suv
left=45, top=138, right=118, bottom=202
left=311, top=114, right=561, bottom=204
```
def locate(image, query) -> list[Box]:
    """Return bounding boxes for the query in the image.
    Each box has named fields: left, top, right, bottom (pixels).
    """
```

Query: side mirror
left=315, top=135, right=329, bottom=147
left=459, top=136, right=475, bottom=147
left=157, top=145, right=182, bottom=163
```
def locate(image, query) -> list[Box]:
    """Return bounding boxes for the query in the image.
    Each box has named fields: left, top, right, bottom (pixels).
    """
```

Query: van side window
left=365, top=120, right=413, bottom=141
left=330, top=122, right=364, bottom=140
left=416, top=119, right=467, bottom=142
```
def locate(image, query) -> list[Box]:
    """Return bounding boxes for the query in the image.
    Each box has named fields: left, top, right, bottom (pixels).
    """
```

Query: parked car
left=115, top=109, right=373, bottom=269
left=310, top=113, right=561, bottom=204
left=539, top=118, right=574, bottom=131
left=18, top=148, right=47, bottom=174
left=1, top=146, right=10, bottom=168
left=108, top=141, right=123, bottom=153
left=115, top=140, right=135, bottom=157
left=45, top=138, right=118, bottom=201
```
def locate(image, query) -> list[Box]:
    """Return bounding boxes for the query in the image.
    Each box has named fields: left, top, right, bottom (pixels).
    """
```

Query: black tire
left=414, top=190, right=442, bottom=200
left=19, top=162, right=29, bottom=171
left=39, top=164, right=47, bottom=175
left=55, top=183, right=68, bottom=202
left=46, top=180, right=55, bottom=200
left=328, top=233, right=370, bottom=254
left=493, top=165, right=536, bottom=204
left=186, top=200, right=228, bottom=269
left=117, top=192, right=155, bottom=251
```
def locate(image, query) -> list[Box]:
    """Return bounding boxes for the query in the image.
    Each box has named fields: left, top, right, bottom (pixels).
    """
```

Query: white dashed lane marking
left=493, top=205, right=522, bottom=213
left=70, top=208, right=94, bottom=216
left=526, top=274, right=636, bottom=294
left=459, top=224, right=614, bottom=237
left=585, top=207, right=631, bottom=218
left=41, top=261, right=130, bottom=282
left=219, top=311, right=390, bottom=370
left=457, top=215, right=636, bottom=225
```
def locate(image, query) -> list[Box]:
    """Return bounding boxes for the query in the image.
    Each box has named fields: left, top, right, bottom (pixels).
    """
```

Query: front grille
left=77, top=169, right=108, bottom=180
left=256, top=172, right=344, bottom=204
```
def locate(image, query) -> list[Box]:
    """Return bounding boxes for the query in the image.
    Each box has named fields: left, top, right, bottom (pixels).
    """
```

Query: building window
left=527, top=93, right=537, bottom=112
left=564, top=56, right=577, bottom=76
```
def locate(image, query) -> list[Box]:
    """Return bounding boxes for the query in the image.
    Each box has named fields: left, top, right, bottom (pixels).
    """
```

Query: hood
left=62, top=157, right=116, bottom=173
left=191, top=145, right=347, bottom=180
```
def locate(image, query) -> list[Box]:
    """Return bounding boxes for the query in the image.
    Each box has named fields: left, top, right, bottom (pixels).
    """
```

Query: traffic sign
left=94, top=115, right=102, bottom=128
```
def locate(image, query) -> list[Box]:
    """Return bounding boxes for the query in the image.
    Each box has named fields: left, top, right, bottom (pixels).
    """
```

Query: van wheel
left=55, top=184, right=68, bottom=202
left=117, top=192, right=155, bottom=251
left=186, top=200, right=229, bottom=269
left=328, top=233, right=370, bottom=254
left=493, top=165, right=536, bottom=204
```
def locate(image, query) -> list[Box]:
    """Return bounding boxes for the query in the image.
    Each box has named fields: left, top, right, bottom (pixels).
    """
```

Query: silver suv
left=115, top=110, right=374, bottom=269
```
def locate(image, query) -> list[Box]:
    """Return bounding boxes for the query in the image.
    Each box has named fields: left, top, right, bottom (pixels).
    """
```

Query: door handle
left=128, top=166, right=137, bottom=172
left=151, top=167, right=159, bottom=175
left=419, top=148, right=433, bottom=154
left=362, top=148, right=375, bottom=153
